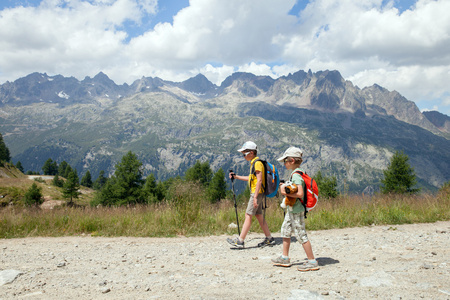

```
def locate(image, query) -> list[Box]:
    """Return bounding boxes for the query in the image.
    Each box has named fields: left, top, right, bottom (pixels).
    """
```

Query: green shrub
left=24, top=183, right=44, bottom=206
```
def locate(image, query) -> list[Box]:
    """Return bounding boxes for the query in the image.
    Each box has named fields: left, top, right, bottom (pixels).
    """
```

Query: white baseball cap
left=277, top=146, right=303, bottom=162
left=237, top=141, right=257, bottom=152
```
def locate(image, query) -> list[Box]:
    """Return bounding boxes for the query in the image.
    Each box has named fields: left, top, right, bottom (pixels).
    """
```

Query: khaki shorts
left=280, top=211, right=309, bottom=244
left=245, top=193, right=265, bottom=215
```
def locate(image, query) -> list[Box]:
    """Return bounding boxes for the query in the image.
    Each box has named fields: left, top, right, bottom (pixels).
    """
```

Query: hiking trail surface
left=1, top=221, right=449, bottom=299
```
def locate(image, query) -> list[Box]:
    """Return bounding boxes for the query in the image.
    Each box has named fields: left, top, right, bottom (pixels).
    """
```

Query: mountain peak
left=220, top=72, right=275, bottom=96
left=423, top=110, right=450, bottom=133
left=179, top=74, right=216, bottom=94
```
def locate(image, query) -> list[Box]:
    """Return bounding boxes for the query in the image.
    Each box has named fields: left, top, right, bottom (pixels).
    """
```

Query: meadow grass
left=0, top=185, right=448, bottom=239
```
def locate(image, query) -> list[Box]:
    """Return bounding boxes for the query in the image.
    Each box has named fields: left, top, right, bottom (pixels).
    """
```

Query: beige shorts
left=245, top=193, right=265, bottom=215
left=280, top=211, right=309, bottom=244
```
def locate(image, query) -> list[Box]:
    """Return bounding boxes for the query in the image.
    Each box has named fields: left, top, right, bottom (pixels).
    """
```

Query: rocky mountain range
left=0, top=70, right=449, bottom=193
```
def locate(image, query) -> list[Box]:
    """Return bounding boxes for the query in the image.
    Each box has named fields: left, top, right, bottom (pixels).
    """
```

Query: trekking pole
left=229, top=170, right=240, bottom=236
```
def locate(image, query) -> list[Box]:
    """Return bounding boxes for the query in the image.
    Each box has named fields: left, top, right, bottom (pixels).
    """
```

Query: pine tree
left=381, top=151, right=420, bottom=194
left=58, top=161, right=69, bottom=177
left=52, top=174, right=64, bottom=187
left=93, top=170, right=107, bottom=190
left=185, top=160, right=213, bottom=186
left=24, top=183, right=44, bottom=206
left=42, top=158, right=58, bottom=175
left=114, top=151, right=144, bottom=204
left=185, top=160, right=202, bottom=182
left=314, top=171, right=338, bottom=199
left=143, top=173, right=158, bottom=202
left=96, top=151, right=144, bottom=205
left=207, top=168, right=227, bottom=203
left=16, top=161, right=24, bottom=173
left=73, top=168, right=80, bottom=184
left=63, top=171, right=81, bottom=205
left=63, top=164, right=73, bottom=179
left=80, top=170, right=93, bottom=188
left=0, top=133, right=11, bottom=162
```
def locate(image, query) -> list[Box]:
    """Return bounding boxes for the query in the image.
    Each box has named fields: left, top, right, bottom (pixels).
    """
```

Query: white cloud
left=198, top=64, right=235, bottom=86
left=0, top=0, right=144, bottom=80
left=127, top=0, right=297, bottom=67
left=443, top=95, right=450, bottom=107
left=237, top=63, right=274, bottom=77
left=0, top=0, right=449, bottom=115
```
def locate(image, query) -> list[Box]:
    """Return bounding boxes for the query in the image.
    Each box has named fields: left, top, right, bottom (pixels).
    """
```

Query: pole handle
left=229, top=169, right=235, bottom=181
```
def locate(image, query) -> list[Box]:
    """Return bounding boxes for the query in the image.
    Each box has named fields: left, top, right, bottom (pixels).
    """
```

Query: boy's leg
left=272, top=213, right=292, bottom=266
left=254, top=193, right=276, bottom=247
left=253, top=193, right=272, bottom=237
left=282, top=237, right=291, bottom=257
left=293, top=214, right=316, bottom=260
left=302, top=240, right=315, bottom=260
left=280, top=212, right=292, bottom=256
left=297, top=242, right=320, bottom=271
left=239, top=213, right=253, bottom=240
left=228, top=191, right=256, bottom=248
left=255, top=213, right=271, bottom=237
left=240, top=192, right=262, bottom=240
left=294, top=214, right=319, bottom=271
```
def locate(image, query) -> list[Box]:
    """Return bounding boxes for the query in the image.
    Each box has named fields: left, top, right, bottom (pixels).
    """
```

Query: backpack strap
left=292, top=170, right=308, bottom=219
left=250, top=158, right=266, bottom=194
left=250, top=158, right=261, bottom=175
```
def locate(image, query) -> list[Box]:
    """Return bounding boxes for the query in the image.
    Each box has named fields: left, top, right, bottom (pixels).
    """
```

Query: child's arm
left=228, top=172, right=249, bottom=182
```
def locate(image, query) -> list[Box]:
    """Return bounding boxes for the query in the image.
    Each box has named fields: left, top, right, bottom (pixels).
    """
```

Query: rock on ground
left=0, top=270, right=22, bottom=286
left=0, top=221, right=449, bottom=299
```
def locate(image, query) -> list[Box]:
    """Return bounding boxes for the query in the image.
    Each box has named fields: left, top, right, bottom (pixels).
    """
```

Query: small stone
left=431, top=252, right=437, bottom=255
left=101, top=287, right=111, bottom=294
left=99, top=281, right=107, bottom=286
left=57, top=262, right=66, bottom=268
left=321, top=291, right=329, bottom=295
left=228, top=223, right=238, bottom=229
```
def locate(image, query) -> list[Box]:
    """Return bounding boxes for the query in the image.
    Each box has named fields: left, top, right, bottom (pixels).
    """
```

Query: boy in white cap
left=271, top=146, right=319, bottom=271
left=227, top=141, right=275, bottom=248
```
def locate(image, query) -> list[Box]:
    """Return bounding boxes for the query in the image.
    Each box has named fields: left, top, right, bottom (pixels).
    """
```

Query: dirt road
left=1, top=221, right=449, bottom=299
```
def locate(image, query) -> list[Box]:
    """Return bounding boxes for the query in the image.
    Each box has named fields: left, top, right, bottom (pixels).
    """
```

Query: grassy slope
left=0, top=165, right=95, bottom=207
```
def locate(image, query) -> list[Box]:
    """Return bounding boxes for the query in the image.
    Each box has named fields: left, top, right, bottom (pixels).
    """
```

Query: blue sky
left=0, top=0, right=449, bottom=115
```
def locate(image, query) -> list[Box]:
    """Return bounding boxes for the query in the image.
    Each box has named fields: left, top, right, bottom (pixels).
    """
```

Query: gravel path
left=1, top=221, right=449, bottom=299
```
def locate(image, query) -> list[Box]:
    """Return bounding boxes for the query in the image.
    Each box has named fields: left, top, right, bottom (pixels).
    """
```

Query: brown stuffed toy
left=281, top=182, right=298, bottom=208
